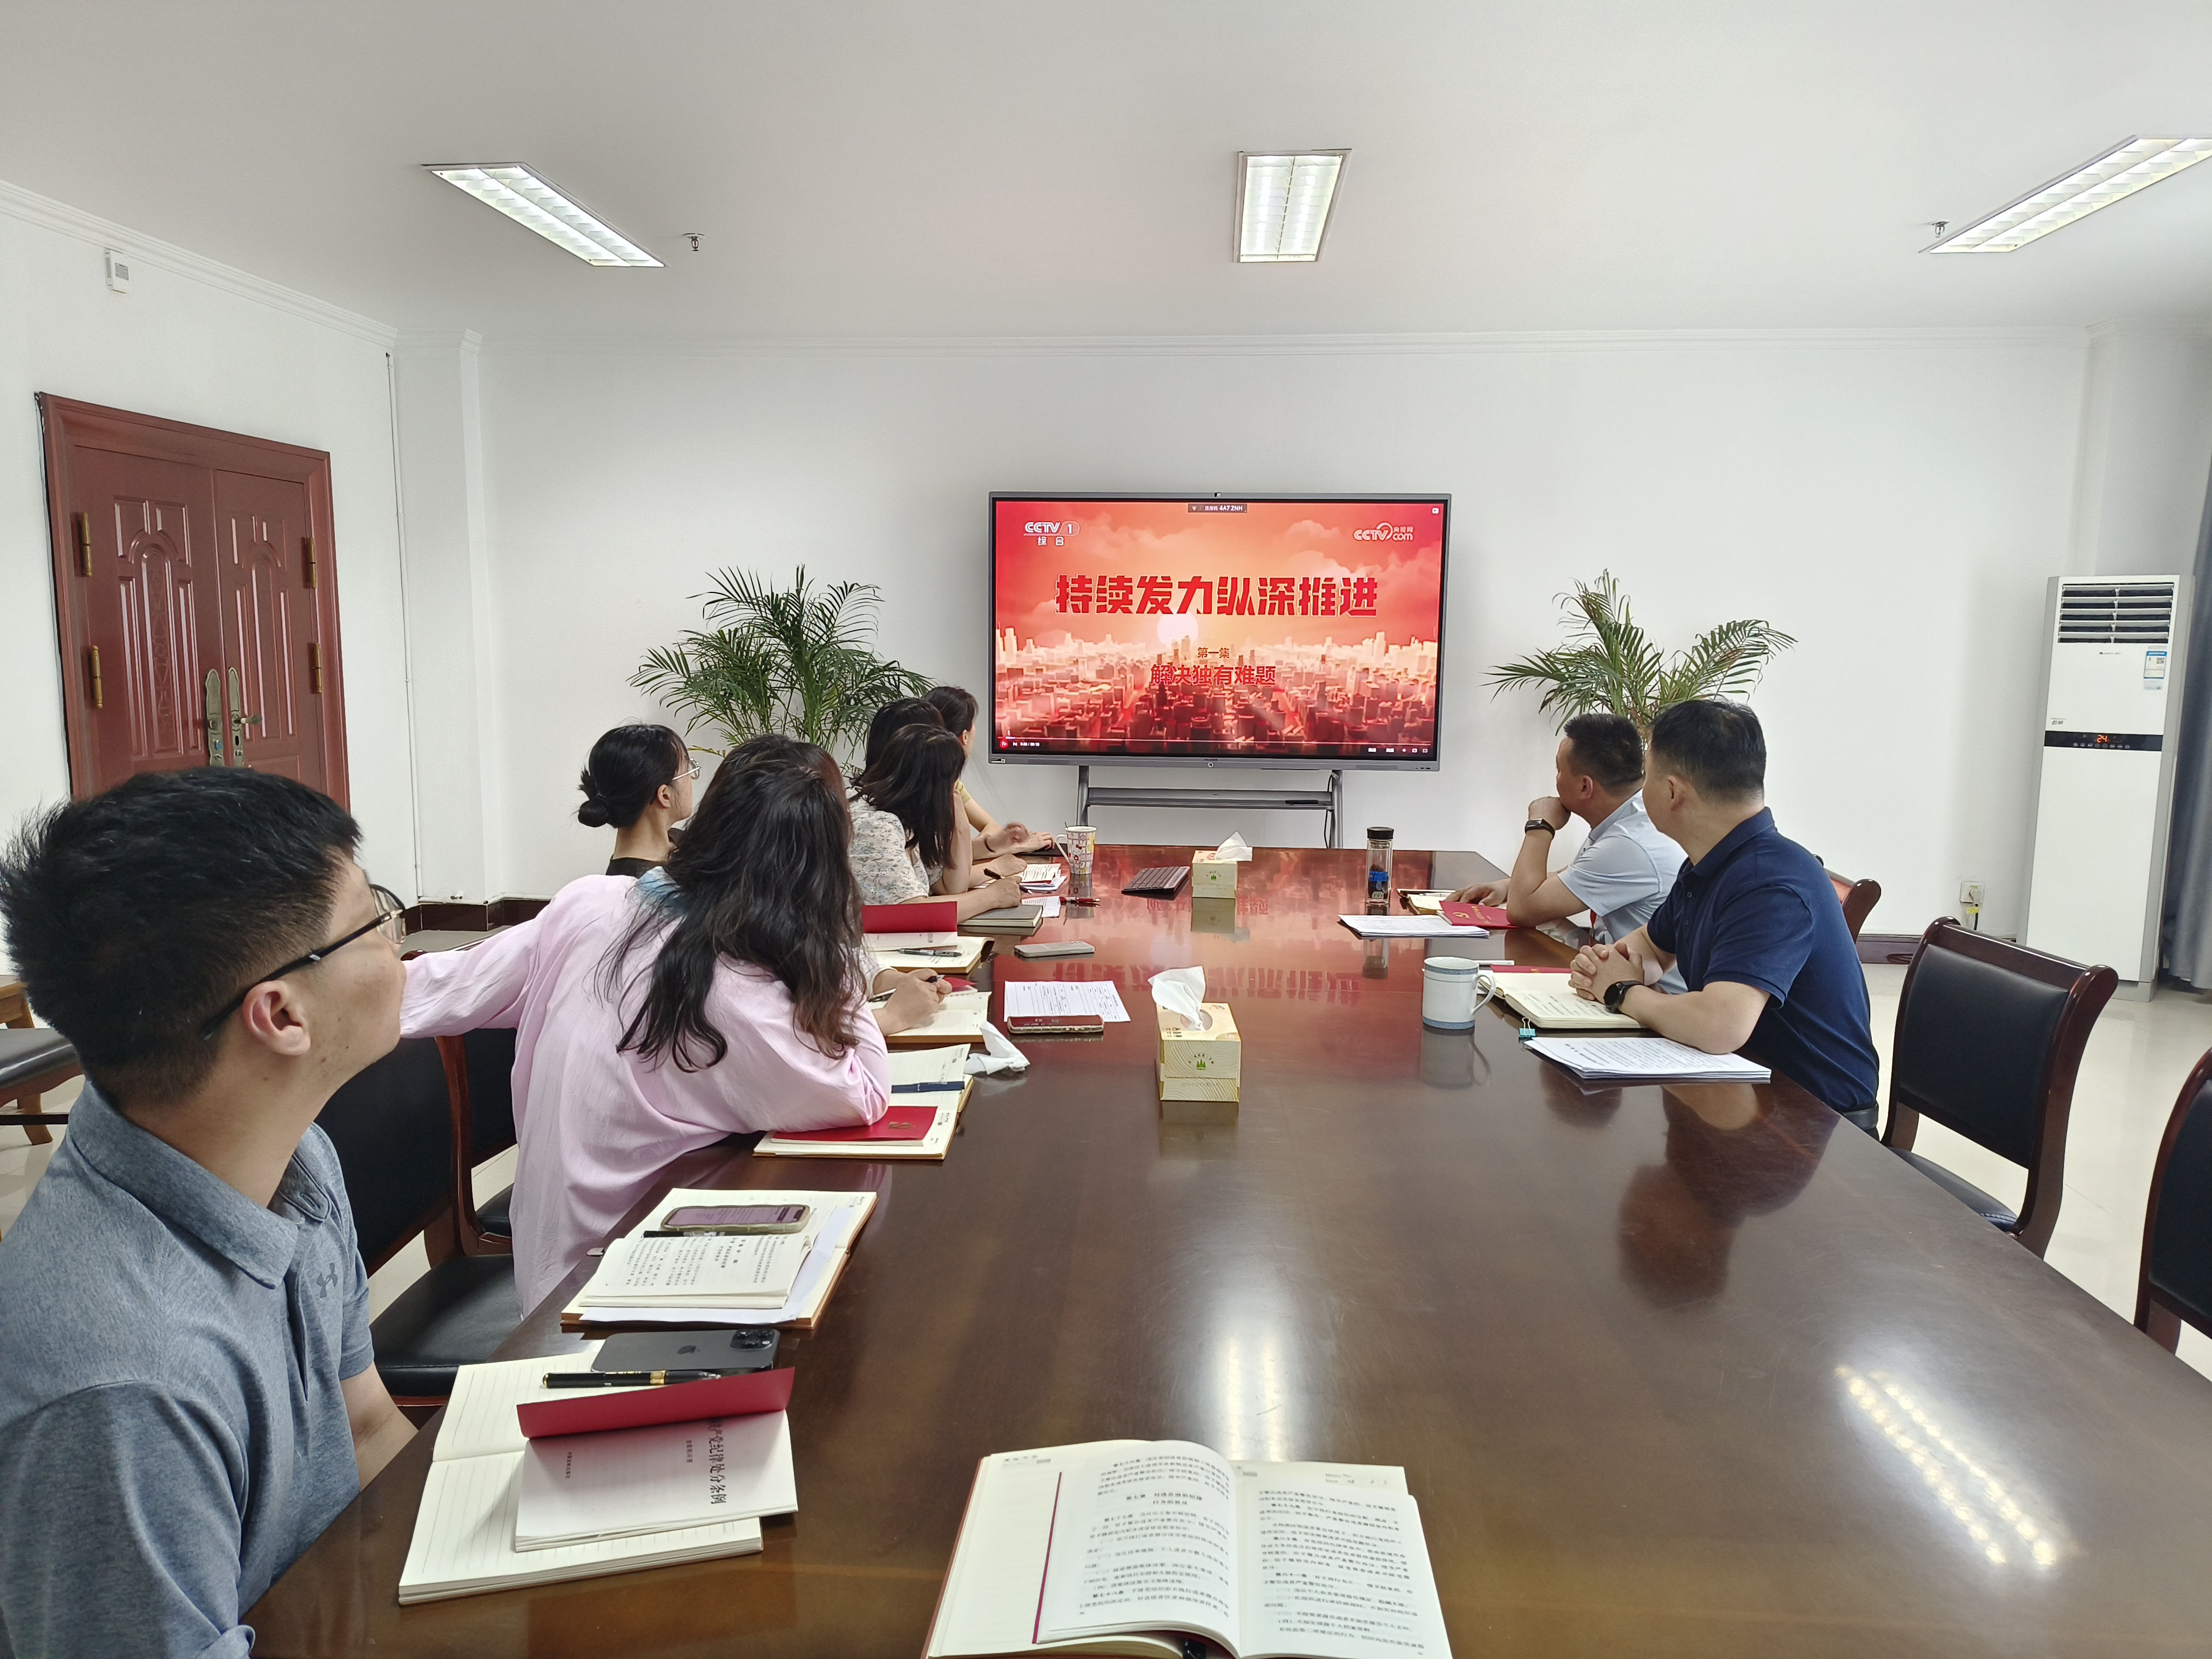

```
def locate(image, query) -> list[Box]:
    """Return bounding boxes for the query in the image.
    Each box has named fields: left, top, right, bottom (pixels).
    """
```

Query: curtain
left=2161, top=468, right=2212, bottom=988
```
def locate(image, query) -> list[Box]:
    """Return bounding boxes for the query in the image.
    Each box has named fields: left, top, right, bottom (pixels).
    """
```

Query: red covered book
left=517, top=1365, right=794, bottom=1439
left=773, top=1106, right=940, bottom=1143
left=1440, top=901, right=1513, bottom=929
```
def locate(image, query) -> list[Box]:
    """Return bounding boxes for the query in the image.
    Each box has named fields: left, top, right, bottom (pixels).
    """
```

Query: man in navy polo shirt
left=1568, top=700, right=1880, bottom=1132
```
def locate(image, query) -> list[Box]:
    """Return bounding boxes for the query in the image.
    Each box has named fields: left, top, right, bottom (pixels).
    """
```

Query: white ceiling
left=6, top=1, right=2212, bottom=340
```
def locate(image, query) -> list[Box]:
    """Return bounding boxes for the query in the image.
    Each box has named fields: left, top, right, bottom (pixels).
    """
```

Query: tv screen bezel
left=986, top=492, right=1450, bottom=772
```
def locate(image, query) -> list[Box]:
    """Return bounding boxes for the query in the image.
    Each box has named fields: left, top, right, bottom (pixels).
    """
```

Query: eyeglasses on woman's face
left=197, top=882, right=407, bottom=1042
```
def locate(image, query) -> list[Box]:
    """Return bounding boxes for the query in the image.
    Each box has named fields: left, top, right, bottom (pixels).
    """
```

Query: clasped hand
left=1568, top=940, right=1641, bottom=1003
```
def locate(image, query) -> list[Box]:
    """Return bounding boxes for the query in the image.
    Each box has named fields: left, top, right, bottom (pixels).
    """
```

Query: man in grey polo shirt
left=1451, top=711, right=1685, bottom=983
left=0, top=770, right=415, bottom=1658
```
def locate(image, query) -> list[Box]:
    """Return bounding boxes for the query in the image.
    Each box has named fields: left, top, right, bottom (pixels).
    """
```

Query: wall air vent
left=2056, top=580, right=2175, bottom=644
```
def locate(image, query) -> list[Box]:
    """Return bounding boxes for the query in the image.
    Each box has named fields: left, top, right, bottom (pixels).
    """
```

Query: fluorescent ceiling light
left=1236, top=151, right=1348, bottom=262
left=1926, top=137, right=2212, bottom=253
left=424, top=164, right=662, bottom=266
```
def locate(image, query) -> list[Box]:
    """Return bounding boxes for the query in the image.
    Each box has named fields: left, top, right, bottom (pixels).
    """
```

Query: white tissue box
left=1190, top=851, right=1239, bottom=897
left=1157, top=1003, right=1241, bottom=1081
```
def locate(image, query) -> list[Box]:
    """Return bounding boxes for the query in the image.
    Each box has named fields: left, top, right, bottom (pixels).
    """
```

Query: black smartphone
left=658, top=1202, right=811, bottom=1233
left=591, top=1328, right=780, bottom=1375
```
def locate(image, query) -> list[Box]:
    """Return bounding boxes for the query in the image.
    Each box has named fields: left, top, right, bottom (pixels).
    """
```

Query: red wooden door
left=66, top=447, right=222, bottom=783
left=41, top=397, right=349, bottom=805
left=214, top=470, right=329, bottom=792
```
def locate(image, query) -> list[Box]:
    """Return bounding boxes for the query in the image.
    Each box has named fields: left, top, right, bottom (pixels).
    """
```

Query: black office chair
left=1882, top=919, right=2116, bottom=1257
left=316, top=1037, right=519, bottom=1408
left=2135, top=1046, right=2212, bottom=1351
left=436, top=1028, right=517, bottom=1256
left=1, top=980, right=78, bottom=1150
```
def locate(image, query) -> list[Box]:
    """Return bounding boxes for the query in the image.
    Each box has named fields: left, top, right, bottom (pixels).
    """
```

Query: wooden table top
left=249, top=845, right=2212, bottom=1657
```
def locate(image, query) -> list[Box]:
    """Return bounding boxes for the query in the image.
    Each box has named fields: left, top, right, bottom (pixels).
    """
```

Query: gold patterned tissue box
left=1157, top=1001, right=1240, bottom=1115
left=1190, top=851, right=1239, bottom=898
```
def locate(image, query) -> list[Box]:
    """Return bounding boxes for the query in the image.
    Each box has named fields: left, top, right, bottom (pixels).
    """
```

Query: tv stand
left=1074, top=765, right=1344, bottom=849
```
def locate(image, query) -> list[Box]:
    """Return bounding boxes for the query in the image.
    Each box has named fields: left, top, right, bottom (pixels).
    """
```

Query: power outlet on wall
left=1959, top=880, right=1984, bottom=930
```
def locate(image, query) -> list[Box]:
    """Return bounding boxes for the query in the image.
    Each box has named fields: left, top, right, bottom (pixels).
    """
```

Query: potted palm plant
left=1487, top=571, right=1794, bottom=736
left=632, top=567, right=933, bottom=761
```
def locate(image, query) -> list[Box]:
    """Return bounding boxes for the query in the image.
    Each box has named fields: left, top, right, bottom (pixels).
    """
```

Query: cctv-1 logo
left=1025, top=521, right=1083, bottom=547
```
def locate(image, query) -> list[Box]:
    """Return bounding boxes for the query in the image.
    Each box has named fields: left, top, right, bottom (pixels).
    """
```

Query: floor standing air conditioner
left=2022, top=574, right=2192, bottom=994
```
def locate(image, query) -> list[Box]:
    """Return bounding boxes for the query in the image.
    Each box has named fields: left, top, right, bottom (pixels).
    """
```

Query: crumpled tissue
left=1150, top=966, right=1212, bottom=1031
left=1211, top=832, right=1254, bottom=862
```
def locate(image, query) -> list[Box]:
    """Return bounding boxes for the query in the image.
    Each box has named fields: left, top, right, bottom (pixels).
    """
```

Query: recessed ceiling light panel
left=1236, top=151, right=1349, bottom=262
left=1927, top=137, right=2212, bottom=253
left=425, top=164, right=663, bottom=266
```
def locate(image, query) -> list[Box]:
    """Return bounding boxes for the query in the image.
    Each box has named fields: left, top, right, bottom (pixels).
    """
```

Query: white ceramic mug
left=1422, top=955, right=1490, bottom=1030
left=1054, top=825, right=1098, bottom=876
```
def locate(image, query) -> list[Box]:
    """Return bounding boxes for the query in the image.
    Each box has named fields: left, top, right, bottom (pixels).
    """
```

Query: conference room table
left=251, top=844, right=2212, bottom=1657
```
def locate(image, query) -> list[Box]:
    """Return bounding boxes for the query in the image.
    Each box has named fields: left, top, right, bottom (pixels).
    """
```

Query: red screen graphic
left=990, top=497, right=1447, bottom=763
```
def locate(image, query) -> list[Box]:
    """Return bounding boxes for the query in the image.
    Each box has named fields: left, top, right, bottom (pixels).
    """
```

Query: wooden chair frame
left=1, top=980, right=80, bottom=1147
left=2134, top=1046, right=2212, bottom=1351
left=1882, top=919, right=2116, bottom=1257
left=436, top=1034, right=514, bottom=1258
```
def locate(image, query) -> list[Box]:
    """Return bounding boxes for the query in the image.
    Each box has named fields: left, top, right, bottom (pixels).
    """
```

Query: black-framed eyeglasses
left=197, top=883, right=407, bottom=1042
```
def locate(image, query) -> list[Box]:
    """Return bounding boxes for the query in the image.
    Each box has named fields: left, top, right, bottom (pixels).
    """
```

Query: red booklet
left=863, top=900, right=957, bottom=935
left=517, top=1365, right=794, bottom=1439
left=1440, top=902, right=1513, bottom=929
left=774, top=1106, right=939, bottom=1143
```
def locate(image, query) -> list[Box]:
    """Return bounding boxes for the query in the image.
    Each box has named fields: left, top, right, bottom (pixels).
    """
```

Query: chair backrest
left=315, top=1037, right=455, bottom=1272
left=1885, top=919, right=2117, bottom=1254
left=435, top=1027, right=518, bottom=1256
left=1823, top=872, right=1881, bottom=941
left=2137, top=1047, right=2212, bottom=1350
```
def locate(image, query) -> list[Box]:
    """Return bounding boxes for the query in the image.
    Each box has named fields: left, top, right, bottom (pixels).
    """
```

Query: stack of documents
left=1001, top=980, right=1132, bottom=1023
left=397, top=1350, right=764, bottom=1602
left=1526, top=1035, right=1771, bottom=1083
left=515, top=1397, right=797, bottom=1552
left=1021, top=863, right=1066, bottom=893
left=1338, top=914, right=1492, bottom=940
left=563, top=1189, right=878, bottom=1331
left=572, top=1230, right=813, bottom=1312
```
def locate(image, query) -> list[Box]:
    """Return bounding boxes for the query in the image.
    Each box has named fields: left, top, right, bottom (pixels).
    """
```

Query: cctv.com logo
left=1353, top=523, right=1415, bottom=542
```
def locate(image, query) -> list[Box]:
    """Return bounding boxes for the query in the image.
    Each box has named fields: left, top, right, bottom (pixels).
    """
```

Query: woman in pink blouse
left=403, top=737, right=948, bottom=1310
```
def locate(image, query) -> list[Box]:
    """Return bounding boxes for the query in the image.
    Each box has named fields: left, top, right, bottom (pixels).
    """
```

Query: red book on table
left=516, top=1365, right=794, bottom=1439
left=863, top=901, right=958, bottom=936
left=1440, top=902, right=1513, bottom=929
left=773, top=1106, right=940, bottom=1143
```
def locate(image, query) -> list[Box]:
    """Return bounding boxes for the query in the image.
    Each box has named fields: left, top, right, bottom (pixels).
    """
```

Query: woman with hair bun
left=577, top=723, right=696, bottom=876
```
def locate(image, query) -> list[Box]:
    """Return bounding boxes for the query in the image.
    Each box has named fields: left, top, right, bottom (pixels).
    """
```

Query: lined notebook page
left=399, top=1451, right=764, bottom=1602
left=437, top=1347, right=618, bottom=1463
left=891, top=1047, right=970, bottom=1089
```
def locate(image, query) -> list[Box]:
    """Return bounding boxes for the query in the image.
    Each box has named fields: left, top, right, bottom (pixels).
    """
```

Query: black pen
left=542, top=1370, right=721, bottom=1387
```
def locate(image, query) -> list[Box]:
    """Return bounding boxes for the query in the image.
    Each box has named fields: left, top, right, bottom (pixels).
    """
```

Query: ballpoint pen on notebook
left=541, top=1370, right=723, bottom=1388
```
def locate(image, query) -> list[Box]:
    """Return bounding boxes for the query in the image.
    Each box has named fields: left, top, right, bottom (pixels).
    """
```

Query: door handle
left=204, top=670, right=226, bottom=766
left=226, top=667, right=261, bottom=760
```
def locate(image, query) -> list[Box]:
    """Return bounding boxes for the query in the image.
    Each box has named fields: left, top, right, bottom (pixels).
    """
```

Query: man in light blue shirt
left=0, top=770, right=416, bottom=1657
left=1452, top=712, right=1685, bottom=973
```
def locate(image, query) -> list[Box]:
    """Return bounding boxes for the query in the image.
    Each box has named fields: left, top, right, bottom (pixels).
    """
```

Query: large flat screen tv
left=989, top=494, right=1448, bottom=768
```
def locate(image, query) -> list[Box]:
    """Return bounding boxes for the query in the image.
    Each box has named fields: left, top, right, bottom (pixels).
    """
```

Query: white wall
left=0, top=181, right=416, bottom=905
left=475, top=332, right=2092, bottom=935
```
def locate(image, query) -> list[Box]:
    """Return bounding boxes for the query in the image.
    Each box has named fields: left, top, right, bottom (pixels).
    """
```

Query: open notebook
left=398, top=1351, right=763, bottom=1603
left=888, top=988, right=992, bottom=1046
left=926, top=1440, right=1451, bottom=1659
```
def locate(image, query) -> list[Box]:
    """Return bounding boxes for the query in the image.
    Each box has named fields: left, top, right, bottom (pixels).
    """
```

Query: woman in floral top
left=848, top=726, right=1023, bottom=921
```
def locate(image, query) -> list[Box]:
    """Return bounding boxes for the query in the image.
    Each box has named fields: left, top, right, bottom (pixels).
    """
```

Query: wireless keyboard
left=1122, top=865, right=1192, bottom=898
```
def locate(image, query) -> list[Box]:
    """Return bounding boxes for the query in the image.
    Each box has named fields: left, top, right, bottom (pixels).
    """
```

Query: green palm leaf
left=1487, top=570, right=1792, bottom=737
left=632, top=567, right=933, bottom=762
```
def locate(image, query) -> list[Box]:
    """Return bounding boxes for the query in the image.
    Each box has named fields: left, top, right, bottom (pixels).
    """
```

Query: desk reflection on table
left=249, top=844, right=2212, bottom=1659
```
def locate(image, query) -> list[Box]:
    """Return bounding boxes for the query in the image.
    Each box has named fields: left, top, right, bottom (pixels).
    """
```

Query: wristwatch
left=1602, top=979, right=1635, bottom=1015
left=1524, top=818, right=1558, bottom=835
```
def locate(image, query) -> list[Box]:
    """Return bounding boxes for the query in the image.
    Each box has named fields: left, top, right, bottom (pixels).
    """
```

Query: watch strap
left=1603, top=979, right=1635, bottom=1014
left=1524, top=818, right=1557, bottom=834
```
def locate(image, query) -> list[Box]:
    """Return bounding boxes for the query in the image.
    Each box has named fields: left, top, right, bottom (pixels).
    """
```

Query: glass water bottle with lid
left=1365, top=826, right=1394, bottom=914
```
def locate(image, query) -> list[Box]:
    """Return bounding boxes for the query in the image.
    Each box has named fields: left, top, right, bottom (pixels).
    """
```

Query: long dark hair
left=852, top=725, right=965, bottom=874
left=608, top=734, right=862, bottom=1070
left=577, top=724, right=687, bottom=829
left=864, top=697, right=942, bottom=770
left=923, top=684, right=979, bottom=739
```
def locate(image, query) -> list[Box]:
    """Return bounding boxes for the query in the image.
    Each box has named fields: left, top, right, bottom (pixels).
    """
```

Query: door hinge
left=86, top=645, right=104, bottom=709
left=73, top=512, right=92, bottom=577
left=302, top=535, right=317, bottom=590
left=308, top=641, right=324, bottom=694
